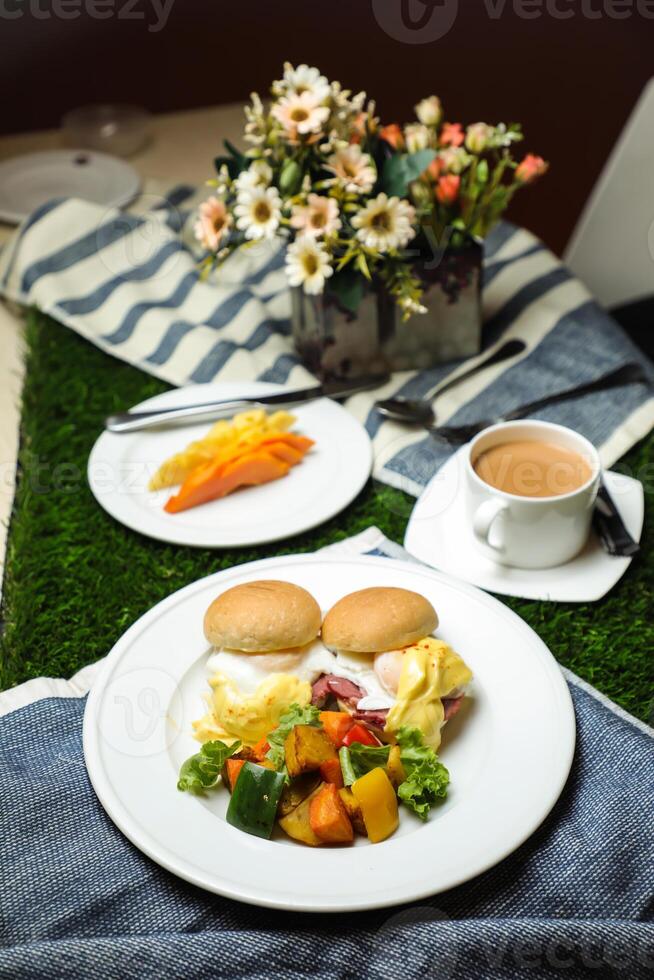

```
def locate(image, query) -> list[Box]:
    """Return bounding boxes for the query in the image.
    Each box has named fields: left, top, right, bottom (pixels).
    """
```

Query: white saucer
left=404, top=446, right=644, bottom=602
left=0, top=150, right=141, bottom=223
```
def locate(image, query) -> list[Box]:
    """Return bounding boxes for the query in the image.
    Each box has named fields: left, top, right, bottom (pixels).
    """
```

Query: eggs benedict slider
left=193, top=580, right=336, bottom=746
left=318, top=587, right=472, bottom=750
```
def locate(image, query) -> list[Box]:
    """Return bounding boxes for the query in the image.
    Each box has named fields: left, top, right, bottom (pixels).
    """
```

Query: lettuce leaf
left=341, top=743, right=391, bottom=786
left=396, top=726, right=450, bottom=820
left=265, top=702, right=322, bottom=772
left=177, top=739, right=241, bottom=794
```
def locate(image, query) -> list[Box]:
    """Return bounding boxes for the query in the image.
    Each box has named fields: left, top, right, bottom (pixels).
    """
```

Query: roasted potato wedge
left=278, top=772, right=321, bottom=817
left=284, top=725, right=337, bottom=779
left=278, top=784, right=325, bottom=846
left=338, top=787, right=367, bottom=836
left=386, top=745, right=406, bottom=788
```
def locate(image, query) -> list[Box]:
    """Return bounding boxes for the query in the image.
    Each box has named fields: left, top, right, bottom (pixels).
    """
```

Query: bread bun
left=203, top=580, right=321, bottom=652
left=322, top=587, right=438, bottom=653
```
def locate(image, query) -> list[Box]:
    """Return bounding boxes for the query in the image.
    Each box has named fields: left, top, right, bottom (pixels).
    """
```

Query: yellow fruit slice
left=148, top=409, right=296, bottom=491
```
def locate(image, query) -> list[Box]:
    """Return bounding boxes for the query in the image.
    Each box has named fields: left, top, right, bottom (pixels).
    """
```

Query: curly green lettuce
left=396, top=726, right=450, bottom=820
left=177, top=739, right=241, bottom=794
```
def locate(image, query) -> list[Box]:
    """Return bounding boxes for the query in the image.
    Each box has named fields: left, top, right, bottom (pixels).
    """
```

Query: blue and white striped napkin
left=1, top=186, right=653, bottom=495
left=0, top=528, right=652, bottom=980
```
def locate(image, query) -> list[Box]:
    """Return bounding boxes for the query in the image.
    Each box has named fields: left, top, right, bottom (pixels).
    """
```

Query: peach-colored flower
left=325, top=144, right=376, bottom=194
left=291, top=194, right=341, bottom=238
left=272, top=92, right=329, bottom=140
left=435, top=175, right=460, bottom=205
left=515, top=154, right=548, bottom=184
left=194, top=196, right=232, bottom=251
left=380, top=123, right=404, bottom=150
left=439, top=123, right=465, bottom=148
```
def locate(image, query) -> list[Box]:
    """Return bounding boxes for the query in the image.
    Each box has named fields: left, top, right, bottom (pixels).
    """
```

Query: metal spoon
left=375, top=338, right=526, bottom=426
left=377, top=361, right=649, bottom=444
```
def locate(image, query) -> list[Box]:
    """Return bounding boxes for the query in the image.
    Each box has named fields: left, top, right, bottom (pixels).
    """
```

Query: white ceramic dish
left=405, top=446, right=644, bottom=602
left=0, top=150, right=141, bottom=224
left=83, top=553, right=575, bottom=912
left=88, top=382, right=373, bottom=548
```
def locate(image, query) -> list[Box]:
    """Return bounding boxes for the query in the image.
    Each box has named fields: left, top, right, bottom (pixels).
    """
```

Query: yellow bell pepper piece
left=351, top=767, right=399, bottom=843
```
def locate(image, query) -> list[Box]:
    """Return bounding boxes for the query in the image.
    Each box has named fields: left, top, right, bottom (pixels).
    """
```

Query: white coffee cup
left=466, top=420, right=601, bottom=569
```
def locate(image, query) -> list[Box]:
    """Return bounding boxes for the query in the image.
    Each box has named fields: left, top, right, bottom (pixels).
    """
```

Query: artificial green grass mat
left=1, top=311, right=652, bottom=724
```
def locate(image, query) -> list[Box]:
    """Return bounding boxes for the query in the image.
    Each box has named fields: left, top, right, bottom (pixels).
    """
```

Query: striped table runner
left=1, top=185, right=652, bottom=495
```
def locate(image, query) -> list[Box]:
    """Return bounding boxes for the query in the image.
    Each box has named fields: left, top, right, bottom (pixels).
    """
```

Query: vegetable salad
left=178, top=704, right=449, bottom=845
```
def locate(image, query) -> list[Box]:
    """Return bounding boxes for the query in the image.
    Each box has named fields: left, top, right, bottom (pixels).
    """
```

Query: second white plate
left=0, top=150, right=141, bottom=223
left=88, top=383, right=373, bottom=548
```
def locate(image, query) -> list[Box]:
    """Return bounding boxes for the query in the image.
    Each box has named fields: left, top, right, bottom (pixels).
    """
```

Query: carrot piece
left=225, top=758, right=246, bottom=791
left=309, top=783, right=353, bottom=843
left=251, top=737, right=270, bottom=762
left=319, top=758, right=344, bottom=788
left=319, top=711, right=354, bottom=748
left=164, top=450, right=289, bottom=513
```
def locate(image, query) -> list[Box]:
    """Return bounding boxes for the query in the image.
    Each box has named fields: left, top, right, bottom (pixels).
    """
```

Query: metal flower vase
left=291, top=238, right=483, bottom=379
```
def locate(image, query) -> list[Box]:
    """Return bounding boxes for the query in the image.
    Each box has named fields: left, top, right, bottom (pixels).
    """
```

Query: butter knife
left=105, top=373, right=389, bottom=433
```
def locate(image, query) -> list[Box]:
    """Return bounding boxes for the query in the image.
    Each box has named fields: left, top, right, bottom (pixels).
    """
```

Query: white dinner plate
left=88, top=383, right=373, bottom=548
left=0, top=150, right=141, bottom=224
left=83, top=553, right=575, bottom=912
left=404, top=446, right=644, bottom=602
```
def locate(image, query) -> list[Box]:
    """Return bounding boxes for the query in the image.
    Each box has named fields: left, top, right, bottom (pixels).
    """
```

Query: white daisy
left=325, top=145, right=376, bottom=195
left=285, top=236, right=333, bottom=294
left=234, top=185, right=282, bottom=241
left=351, top=193, right=416, bottom=252
left=283, top=63, right=331, bottom=103
left=272, top=92, right=330, bottom=140
left=234, top=159, right=273, bottom=194
left=290, top=194, right=341, bottom=238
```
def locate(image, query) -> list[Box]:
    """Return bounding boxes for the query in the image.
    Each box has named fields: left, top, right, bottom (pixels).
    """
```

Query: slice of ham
left=442, top=695, right=464, bottom=721
left=312, top=673, right=465, bottom=725
left=311, top=674, right=365, bottom=708
left=351, top=707, right=389, bottom=728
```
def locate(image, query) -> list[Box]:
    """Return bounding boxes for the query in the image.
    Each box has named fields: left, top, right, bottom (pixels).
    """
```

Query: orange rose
left=380, top=123, right=404, bottom=150
left=426, top=157, right=442, bottom=181
left=439, top=123, right=464, bottom=148
left=435, top=174, right=460, bottom=205
left=515, top=154, right=548, bottom=184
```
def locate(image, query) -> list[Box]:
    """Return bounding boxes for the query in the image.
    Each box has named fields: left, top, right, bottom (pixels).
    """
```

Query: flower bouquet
left=196, top=63, right=547, bottom=377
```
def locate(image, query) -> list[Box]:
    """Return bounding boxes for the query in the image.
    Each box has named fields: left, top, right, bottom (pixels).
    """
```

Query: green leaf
left=279, top=159, right=302, bottom=196
left=214, top=155, right=243, bottom=180
left=395, top=726, right=449, bottom=820
left=328, top=267, right=366, bottom=314
left=177, top=739, right=241, bottom=794
left=347, top=742, right=391, bottom=782
left=265, top=702, right=322, bottom=773
left=224, top=139, right=247, bottom=168
left=476, top=159, right=489, bottom=184
left=382, top=150, right=436, bottom=197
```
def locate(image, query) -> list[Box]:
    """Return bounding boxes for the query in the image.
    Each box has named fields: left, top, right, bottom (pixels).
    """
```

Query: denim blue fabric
left=1, top=681, right=652, bottom=980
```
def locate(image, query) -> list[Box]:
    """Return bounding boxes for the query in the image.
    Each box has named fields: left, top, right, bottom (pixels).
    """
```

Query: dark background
left=2, top=0, right=653, bottom=254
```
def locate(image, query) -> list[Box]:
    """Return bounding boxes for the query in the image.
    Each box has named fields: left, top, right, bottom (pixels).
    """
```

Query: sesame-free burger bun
left=203, top=580, right=322, bottom=652
left=322, top=587, right=438, bottom=653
